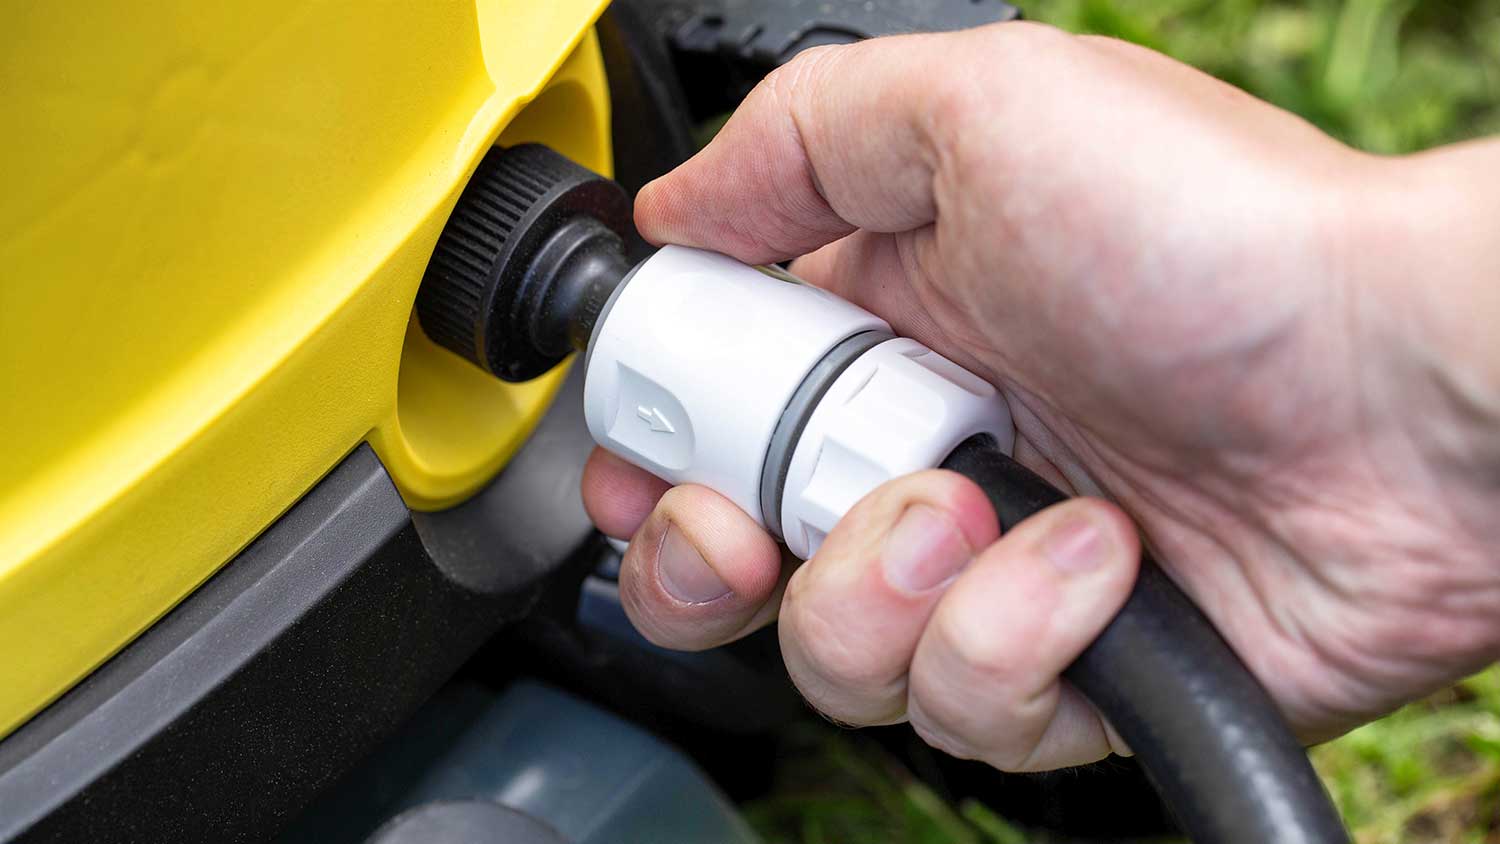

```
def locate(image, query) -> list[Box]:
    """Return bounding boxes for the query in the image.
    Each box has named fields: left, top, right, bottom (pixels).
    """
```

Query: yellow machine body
left=0, top=0, right=613, bottom=739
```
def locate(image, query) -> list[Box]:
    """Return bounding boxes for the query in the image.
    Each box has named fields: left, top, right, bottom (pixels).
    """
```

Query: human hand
left=582, top=21, right=1500, bottom=771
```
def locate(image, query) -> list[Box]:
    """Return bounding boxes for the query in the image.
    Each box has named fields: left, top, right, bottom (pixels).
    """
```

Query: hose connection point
left=417, top=144, right=634, bottom=383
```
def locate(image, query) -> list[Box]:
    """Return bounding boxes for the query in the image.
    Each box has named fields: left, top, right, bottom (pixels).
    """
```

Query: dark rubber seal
left=583, top=259, right=644, bottom=378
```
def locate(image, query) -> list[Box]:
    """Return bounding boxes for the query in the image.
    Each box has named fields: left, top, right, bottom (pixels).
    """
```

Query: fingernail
left=883, top=505, right=973, bottom=593
left=657, top=525, right=730, bottom=603
left=1043, top=515, right=1107, bottom=573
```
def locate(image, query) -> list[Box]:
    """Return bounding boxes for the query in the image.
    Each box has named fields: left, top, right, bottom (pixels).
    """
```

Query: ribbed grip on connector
left=417, top=146, right=553, bottom=362
left=416, top=144, right=631, bottom=380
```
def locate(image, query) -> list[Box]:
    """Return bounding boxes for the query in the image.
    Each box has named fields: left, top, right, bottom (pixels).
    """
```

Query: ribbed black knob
left=417, top=144, right=633, bottom=382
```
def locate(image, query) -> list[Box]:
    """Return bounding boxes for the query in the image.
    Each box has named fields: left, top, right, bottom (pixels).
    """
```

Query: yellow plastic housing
left=0, top=0, right=613, bottom=739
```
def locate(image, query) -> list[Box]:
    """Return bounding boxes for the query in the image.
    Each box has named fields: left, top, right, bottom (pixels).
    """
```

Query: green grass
left=1032, top=0, right=1500, bottom=153
left=744, top=1, right=1500, bottom=841
left=743, top=724, right=1038, bottom=844
left=747, top=667, right=1500, bottom=843
left=1311, top=669, right=1500, bottom=843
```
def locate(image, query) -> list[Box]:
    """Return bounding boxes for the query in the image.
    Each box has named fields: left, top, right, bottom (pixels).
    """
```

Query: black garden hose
left=942, top=436, right=1350, bottom=844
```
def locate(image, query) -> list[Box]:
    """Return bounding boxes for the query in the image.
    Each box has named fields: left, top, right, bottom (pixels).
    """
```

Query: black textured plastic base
left=0, top=446, right=552, bottom=843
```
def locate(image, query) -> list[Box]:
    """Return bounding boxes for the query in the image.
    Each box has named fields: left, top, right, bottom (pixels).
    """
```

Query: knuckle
left=933, top=601, right=1028, bottom=684
left=907, top=677, right=977, bottom=754
left=908, top=679, right=1044, bottom=771
left=911, top=677, right=1036, bottom=771
left=983, top=20, right=1075, bottom=62
left=789, top=601, right=900, bottom=693
left=909, top=711, right=980, bottom=762
left=927, top=24, right=1076, bottom=163
left=755, top=44, right=843, bottom=111
left=783, top=584, right=906, bottom=699
left=921, top=71, right=986, bottom=135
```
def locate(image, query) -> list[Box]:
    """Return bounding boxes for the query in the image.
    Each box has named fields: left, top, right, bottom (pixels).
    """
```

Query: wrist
left=1346, top=141, right=1500, bottom=538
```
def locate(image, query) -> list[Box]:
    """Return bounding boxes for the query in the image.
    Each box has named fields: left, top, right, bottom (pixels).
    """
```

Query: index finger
left=634, top=22, right=1051, bottom=264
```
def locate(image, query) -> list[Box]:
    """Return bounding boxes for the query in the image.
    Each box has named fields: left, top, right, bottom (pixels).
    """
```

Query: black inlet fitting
left=521, top=215, right=635, bottom=360
left=417, top=144, right=635, bottom=382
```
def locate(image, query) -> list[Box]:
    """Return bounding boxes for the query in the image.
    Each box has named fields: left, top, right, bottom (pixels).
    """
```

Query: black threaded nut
left=416, top=144, right=631, bottom=381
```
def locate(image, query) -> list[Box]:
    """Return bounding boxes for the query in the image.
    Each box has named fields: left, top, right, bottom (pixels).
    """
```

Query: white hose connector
left=778, top=337, right=1013, bottom=557
left=583, top=245, right=1013, bottom=557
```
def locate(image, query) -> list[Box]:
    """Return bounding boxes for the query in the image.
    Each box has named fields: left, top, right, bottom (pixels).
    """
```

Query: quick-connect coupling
left=413, top=144, right=1013, bottom=558
left=582, top=245, right=1015, bottom=558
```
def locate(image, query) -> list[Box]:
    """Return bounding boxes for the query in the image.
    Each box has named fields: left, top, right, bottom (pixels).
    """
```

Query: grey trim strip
left=759, top=330, right=894, bottom=543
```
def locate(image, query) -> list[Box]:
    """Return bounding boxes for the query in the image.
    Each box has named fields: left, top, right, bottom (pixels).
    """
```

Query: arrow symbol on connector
left=636, top=405, right=675, bottom=434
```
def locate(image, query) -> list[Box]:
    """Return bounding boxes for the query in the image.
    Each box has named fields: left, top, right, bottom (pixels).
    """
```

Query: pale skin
left=581, top=22, right=1500, bottom=772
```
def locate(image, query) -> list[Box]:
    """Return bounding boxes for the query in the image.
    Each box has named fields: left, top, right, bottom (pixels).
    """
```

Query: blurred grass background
left=744, top=1, right=1500, bottom=842
left=748, top=667, right=1500, bottom=843
left=1039, top=0, right=1500, bottom=152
